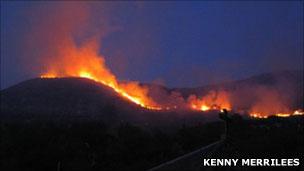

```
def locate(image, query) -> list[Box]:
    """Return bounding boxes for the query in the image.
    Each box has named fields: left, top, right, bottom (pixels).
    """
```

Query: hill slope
left=1, top=78, right=145, bottom=122
left=1, top=70, right=303, bottom=122
left=1, top=77, right=211, bottom=125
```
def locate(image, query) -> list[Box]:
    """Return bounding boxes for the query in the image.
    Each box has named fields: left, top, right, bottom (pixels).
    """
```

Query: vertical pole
left=57, top=161, right=61, bottom=171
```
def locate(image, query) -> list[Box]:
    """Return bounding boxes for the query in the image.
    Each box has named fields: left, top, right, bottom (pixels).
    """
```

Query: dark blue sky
left=1, top=1, right=303, bottom=88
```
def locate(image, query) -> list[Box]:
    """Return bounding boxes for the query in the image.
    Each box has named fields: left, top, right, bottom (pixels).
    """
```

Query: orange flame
left=250, top=109, right=304, bottom=119
left=39, top=38, right=302, bottom=116
left=188, top=90, right=231, bottom=112
left=40, top=73, right=56, bottom=78
left=40, top=39, right=161, bottom=110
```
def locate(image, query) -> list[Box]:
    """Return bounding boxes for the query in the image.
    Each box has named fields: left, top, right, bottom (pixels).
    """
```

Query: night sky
left=1, top=1, right=303, bottom=89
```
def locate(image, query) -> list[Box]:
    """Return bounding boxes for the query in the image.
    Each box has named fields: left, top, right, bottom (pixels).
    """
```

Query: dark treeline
left=1, top=116, right=304, bottom=171
left=1, top=120, right=223, bottom=171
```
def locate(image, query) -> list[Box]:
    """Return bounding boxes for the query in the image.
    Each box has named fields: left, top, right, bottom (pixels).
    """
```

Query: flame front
left=40, top=39, right=161, bottom=110
left=250, top=109, right=304, bottom=119
left=39, top=38, right=303, bottom=116
left=188, top=90, right=231, bottom=112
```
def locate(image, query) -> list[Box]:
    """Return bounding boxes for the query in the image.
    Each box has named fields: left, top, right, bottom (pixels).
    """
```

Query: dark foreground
left=1, top=116, right=303, bottom=171
left=149, top=115, right=304, bottom=171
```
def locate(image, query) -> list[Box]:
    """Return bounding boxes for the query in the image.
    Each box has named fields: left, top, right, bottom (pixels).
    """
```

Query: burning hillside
left=32, top=17, right=301, bottom=118
left=39, top=43, right=303, bottom=119
left=5, top=2, right=297, bottom=119
left=40, top=39, right=161, bottom=110
left=37, top=34, right=303, bottom=118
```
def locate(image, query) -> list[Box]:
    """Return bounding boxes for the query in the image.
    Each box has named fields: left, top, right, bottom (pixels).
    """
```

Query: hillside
left=175, top=70, right=303, bottom=96
left=173, top=70, right=304, bottom=110
left=1, top=78, right=144, bottom=122
left=1, top=71, right=303, bottom=171
left=0, top=77, right=210, bottom=126
left=1, top=70, right=303, bottom=123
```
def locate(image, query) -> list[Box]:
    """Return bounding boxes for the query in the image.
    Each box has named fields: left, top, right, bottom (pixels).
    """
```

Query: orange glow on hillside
left=39, top=38, right=302, bottom=116
left=250, top=109, right=304, bottom=119
left=40, top=39, right=162, bottom=110
left=200, top=105, right=210, bottom=111
left=40, top=73, right=56, bottom=78
left=188, top=91, right=231, bottom=112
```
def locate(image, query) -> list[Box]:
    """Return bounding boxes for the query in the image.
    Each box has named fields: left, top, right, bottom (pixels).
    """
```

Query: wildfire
left=250, top=113, right=268, bottom=119
left=40, top=39, right=162, bottom=110
left=188, top=91, right=231, bottom=112
left=250, top=109, right=304, bottom=119
left=38, top=36, right=302, bottom=116
left=42, top=71, right=162, bottom=110
left=200, top=105, right=210, bottom=111
left=293, top=109, right=304, bottom=115
left=79, top=71, right=95, bottom=80
left=30, top=2, right=303, bottom=118
left=40, top=73, right=56, bottom=78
